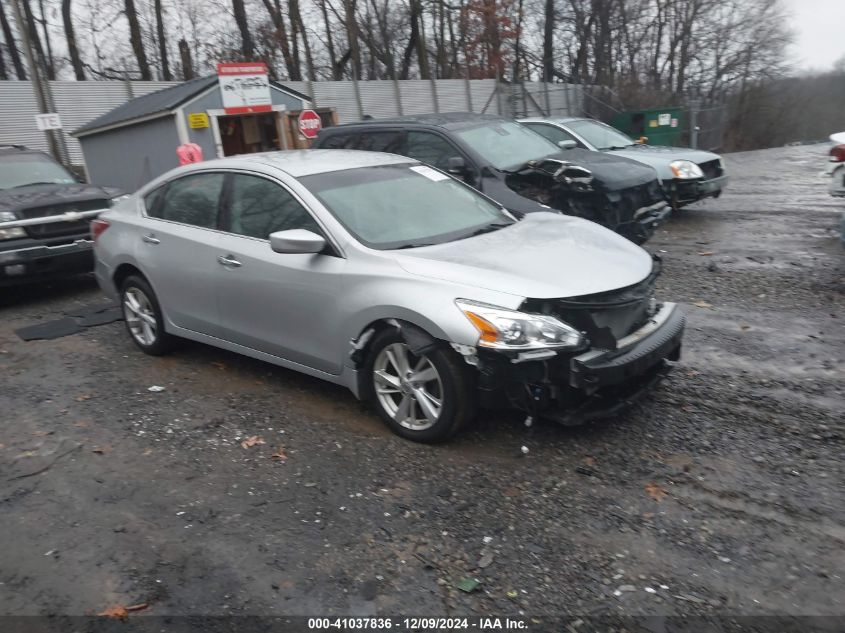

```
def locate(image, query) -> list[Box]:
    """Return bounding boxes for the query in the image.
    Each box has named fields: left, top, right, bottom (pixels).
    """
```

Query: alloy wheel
left=123, top=287, right=158, bottom=347
left=373, top=342, right=444, bottom=431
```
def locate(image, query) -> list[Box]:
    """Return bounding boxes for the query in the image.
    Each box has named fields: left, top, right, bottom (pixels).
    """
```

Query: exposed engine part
left=450, top=342, right=479, bottom=366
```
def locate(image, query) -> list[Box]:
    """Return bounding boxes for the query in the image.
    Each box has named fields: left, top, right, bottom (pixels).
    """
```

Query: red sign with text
left=217, top=62, right=272, bottom=114
left=298, top=110, right=322, bottom=139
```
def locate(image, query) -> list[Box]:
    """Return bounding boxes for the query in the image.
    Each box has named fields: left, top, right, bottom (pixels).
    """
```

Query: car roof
left=324, top=112, right=510, bottom=132
left=518, top=116, right=587, bottom=124
left=188, top=149, right=416, bottom=178
left=0, top=144, right=44, bottom=156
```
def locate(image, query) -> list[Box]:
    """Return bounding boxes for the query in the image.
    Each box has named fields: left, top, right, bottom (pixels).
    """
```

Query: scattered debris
left=210, top=361, right=227, bottom=370
left=270, top=446, right=288, bottom=461
left=147, top=386, right=166, bottom=393
left=692, top=300, right=713, bottom=309
left=644, top=483, right=667, bottom=502
left=520, top=445, right=530, bottom=455
left=644, top=587, right=656, bottom=593
left=91, top=446, right=111, bottom=454
left=482, top=536, right=493, bottom=544
left=575, top=466, right=597, bottom=477
left=75, top=394, right=93, bottom=401
left=524, top=416, right=533, bottom=428
left=456, top=578, right=480, bottom=593
left=506, top=590, right=518, bottom=600
left=618, top=584, right=636, bottom=592
left=97, top=603, right=149, bottom=620
left=477, top=553, right=494, bottom=569
left=697, top=251, right=715, bottom=256
left=240, top=436, right=265, bottom=449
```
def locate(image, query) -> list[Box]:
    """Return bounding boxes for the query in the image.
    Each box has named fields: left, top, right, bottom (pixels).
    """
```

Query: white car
left=828, top=132, right=845, bottom=198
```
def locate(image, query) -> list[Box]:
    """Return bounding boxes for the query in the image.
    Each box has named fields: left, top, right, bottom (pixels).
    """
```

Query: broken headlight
left=456, top=299, right=584, bottom=351
left=670, top=160, right=704, bottom=179
left=0, top=211, right=25, bottom=240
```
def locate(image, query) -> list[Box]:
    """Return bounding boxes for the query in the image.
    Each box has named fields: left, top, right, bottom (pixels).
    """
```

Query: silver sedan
left=93, top=150, right=684, bottom=442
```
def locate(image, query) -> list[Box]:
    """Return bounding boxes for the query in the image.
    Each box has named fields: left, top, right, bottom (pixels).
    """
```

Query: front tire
left=120, top=275, right=174, bottom=356
left=364, top=329, right=475, bottom=443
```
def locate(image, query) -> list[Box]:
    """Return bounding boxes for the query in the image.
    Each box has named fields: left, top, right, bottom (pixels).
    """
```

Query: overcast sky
left=784, top=0, right=845, bottom=71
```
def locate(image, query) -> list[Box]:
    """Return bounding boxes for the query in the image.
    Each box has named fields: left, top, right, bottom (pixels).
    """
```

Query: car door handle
left=217, top=255, right=242, bottom=268
left=142, top=234, right=160, bottom=245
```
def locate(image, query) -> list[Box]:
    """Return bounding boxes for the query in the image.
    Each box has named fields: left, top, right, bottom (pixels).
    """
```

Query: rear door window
left=524, top=123, right=579, bottom=146
left=405, top=131, right=464, bottom=170
left=320, top=133, right=358, bottom=149
left=355, top=131, right=403, bottom=153
left=154, top=172, right=224, bottom=229
left=223, top=173, right=321, bottom=239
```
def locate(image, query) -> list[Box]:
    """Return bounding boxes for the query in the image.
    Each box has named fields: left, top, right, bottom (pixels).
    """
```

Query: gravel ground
left=0, top=144, right=842, bottom=621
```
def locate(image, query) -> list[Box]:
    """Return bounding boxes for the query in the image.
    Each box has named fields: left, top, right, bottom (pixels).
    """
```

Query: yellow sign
left=188, top=113, right=209, bottom=129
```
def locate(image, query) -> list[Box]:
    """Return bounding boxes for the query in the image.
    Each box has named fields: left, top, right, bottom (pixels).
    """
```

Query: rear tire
left=364, top=328, right=476, bottom=443
left=120, top=275, right=174, bottom=356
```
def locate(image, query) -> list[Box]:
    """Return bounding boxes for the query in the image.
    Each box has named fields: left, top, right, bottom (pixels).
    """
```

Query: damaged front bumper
left=475, top=302, right=685, bottom=425
left=670, top=174, right=728, bottom=206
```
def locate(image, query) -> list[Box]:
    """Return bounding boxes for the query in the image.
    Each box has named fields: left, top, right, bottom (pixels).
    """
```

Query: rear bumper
left=0, top=238, right=94, bottom=285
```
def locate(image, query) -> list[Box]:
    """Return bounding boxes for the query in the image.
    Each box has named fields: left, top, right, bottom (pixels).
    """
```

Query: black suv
left=0, top=145, right=123, bottom=285
left=313, top=113, right=670, bottom=243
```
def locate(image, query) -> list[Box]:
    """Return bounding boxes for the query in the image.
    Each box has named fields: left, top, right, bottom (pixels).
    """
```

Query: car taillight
left=91, top=218, right=110, bottom=242
left=830, top=144, right=845, bottom=163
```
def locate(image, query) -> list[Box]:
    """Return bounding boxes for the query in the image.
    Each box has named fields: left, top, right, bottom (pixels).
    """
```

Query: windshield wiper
left=393, top=241, right=438, bottom=250
left=462, top=221, right=513, bottom=238
left=10, top=181, right=57, bottom=188
left=603, top=145, right=635, bottom=151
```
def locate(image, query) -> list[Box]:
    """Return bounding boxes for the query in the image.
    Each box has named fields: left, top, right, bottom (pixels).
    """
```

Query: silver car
left=93, top=150, right=685, bottom=443
left=519, top=117, right=728, bottom=209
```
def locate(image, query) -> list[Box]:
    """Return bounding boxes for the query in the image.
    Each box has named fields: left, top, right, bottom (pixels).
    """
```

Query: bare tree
left=61, top=0, right=85, bottom=79
left=231, top=0, right=254, bottom=59
left=0, top=0, right=26, bottom=78
left=124, top=0, right=151, bottom=78
left=153, top=0, right=171, bottom=79
left=178, top=37, right=193, bottom=78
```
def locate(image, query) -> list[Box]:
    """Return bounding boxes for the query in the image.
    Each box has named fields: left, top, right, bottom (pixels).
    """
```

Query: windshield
left=0, top=153, right=77, bottom=189
left=455, top=121, right=560, bottom=170
left=300, top=164, right=514, bottom=250
left=567, top=120, right=635, bottom=150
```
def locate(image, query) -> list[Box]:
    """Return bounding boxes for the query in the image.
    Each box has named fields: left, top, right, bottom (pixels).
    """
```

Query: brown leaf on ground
left=97, top=606, right=128, bottom=620
left=126, top=603, right=149, bottom=612
left=583, top=456, right=597, bottom=467
left=91, top=445, right=111, bottom=454
left=270, top=446, right=288, bottom=461
left=645, top=483, right=667, bottom=502
left=241, top=436, right=265, bottom=449
left=73, top=420, right=90, bottom=428
left=143, top=448, right=153, bottom=456
left=32, top=430, right=52, bottom=437
left=740, top=324, right=751, bottom=330
left=75, top=394, right=93, bottom=402
left=502, top=487, right=521, bottom=497
left=685, top=370, right=700, bottom=378
left=697, top=251, right=715, bottom=256
left=210, top=361, right=227, bottom=370
left=692, top=300, right=712, bottom=308
left=0, top=443, right=5, bottom=449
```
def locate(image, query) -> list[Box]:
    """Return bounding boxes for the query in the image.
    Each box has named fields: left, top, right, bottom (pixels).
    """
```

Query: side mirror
left=269, top=229, right=326, bottom=254
left=558, top=139, right=577, bottom=150
left=447, top=156, right=466, bottom=174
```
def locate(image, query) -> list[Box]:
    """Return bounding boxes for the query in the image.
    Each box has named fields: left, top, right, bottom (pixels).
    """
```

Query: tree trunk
left=153, top=0, right=171, bottom=80
left=0, top=0, right=26, bottom=78
left=36, top=0, right=53, bottom=77
left=0, top=34, right=6, bottom=79
left=178, top=38, right=194, bottom=80
left=318, top=0, right=341, bottom=79
left=344, top=0, right=361, bottom=79
left=290, top=0, right=314, bottom=80
left=61, top=0, right=85, bottom=79
left=231, top=0, right=254, bottom=60
left=260, top=0, right=300, bottom=79
left=124, top=0, right=151, bottom=78
left=20, top=0, right=52, bottom=79
left=542, top=0, right=554, bottom=82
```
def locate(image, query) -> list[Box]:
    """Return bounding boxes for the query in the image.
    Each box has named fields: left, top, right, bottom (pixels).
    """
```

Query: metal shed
left=72, top=76, right=311, bottom=191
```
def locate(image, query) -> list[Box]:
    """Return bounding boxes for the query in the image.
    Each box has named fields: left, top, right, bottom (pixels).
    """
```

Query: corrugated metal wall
left=0, top=80, right=179, bottom=165
left=0, top=79, right=583, bottom=166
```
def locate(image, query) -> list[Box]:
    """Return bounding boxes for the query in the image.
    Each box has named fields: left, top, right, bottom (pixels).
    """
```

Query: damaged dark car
left=0, top=144, right=124, bottom=285
left=314, top=113, right=671, bottom=244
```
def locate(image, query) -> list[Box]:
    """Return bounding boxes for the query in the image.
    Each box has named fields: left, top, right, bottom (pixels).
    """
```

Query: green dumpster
left=610, top=107, right=685, bottom=146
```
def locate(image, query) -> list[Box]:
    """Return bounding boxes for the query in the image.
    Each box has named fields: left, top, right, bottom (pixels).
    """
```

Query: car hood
left=0, top=183, right=123, bottom=214
left=538, top=148, right=660, bottom=190
left=393, top=212, right=654, bottom=300
left=605, top=145, right=721, bottom=178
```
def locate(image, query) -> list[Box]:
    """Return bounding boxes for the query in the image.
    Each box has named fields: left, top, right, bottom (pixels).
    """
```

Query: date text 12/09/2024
left=307, top=617, right=529, bottom=630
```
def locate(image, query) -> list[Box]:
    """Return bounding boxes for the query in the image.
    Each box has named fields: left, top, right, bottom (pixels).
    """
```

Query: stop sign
left=298, top=110, right=322, bottom=139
